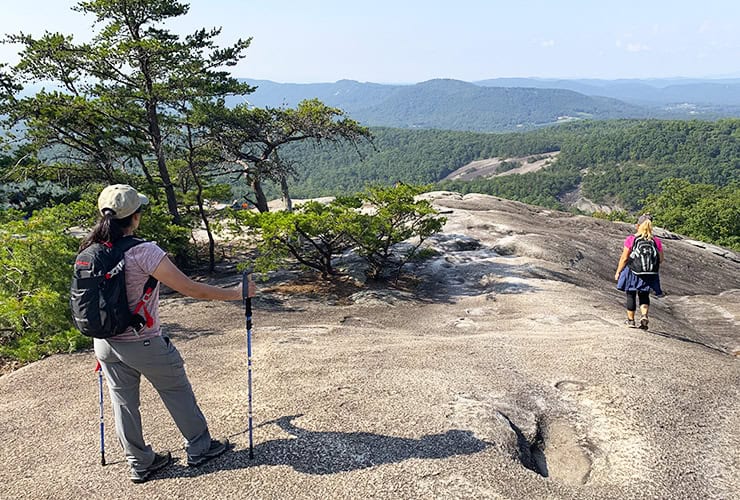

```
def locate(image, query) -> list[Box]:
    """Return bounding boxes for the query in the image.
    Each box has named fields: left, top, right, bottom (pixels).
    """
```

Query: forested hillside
left=269, top=118, right=740, bottom=250
left=275, top=119, right=740, bottom=223
left=355, top=80, right=651, bottom=131
left=274, top=127, right=562, bottom=198
left=279, top=120, right=735, bottom=195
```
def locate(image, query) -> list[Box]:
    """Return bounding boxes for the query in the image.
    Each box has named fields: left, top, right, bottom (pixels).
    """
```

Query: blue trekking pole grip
left=242, top=271, right=254, bottom=459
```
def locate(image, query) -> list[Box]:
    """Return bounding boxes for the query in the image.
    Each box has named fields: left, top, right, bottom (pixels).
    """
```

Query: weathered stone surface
left=1, top=193, right=738, bottom=499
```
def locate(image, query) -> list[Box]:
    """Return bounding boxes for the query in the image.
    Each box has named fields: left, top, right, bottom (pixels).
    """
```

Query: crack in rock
left=497, top=412, right=549, bottom=478
left=498, top=412, right=594, bottom=485
left=448, top=394, right=596, bottom=486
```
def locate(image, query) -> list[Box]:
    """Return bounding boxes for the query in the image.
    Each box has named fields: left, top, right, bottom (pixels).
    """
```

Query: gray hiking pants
left=94, top=336, right=212, bottom=470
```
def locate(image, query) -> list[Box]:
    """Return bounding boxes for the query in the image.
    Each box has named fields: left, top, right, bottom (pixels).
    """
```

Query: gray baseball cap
left=637, top=213, right=653, bottom=225
left=97, top=184, right=149, bottom=219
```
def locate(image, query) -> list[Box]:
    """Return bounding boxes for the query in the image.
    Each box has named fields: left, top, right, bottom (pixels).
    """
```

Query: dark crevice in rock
left=499, top=412, right=549, bottom=477
left=530, top=418, right=549, bottom=478
left=498, top=410, right=595, bottom=485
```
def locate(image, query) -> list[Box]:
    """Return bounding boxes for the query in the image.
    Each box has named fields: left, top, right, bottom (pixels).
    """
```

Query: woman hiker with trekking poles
left=82, top=184, right=256, bottom=483
left=614, top=213, right=665, bottom=330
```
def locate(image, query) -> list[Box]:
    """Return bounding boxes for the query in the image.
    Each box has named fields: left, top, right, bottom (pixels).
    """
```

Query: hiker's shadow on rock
left=164, top=414, right=489, bottom=478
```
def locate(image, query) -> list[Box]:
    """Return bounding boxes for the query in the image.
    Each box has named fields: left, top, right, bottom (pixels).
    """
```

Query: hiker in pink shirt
left=83, top=184, right=255, bottom=483
left=614, top=214, right=665, bottom=330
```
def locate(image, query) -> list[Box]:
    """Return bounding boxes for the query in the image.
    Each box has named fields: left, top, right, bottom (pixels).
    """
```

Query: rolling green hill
left=237, top=79, right=657, bottom=132
left=354, top=79, right=652, bottom=131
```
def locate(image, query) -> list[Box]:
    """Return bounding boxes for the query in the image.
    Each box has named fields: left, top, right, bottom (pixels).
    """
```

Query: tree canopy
left=0, top=0, right=371, bottom=269
left=0, top=0, right=254, bottom=224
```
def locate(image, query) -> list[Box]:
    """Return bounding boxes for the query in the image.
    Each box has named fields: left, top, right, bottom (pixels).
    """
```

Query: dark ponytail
left=79, top=209, right=137, bottom=251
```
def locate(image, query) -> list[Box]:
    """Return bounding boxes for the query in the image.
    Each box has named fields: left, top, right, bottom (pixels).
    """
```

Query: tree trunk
left=280, top=175, right=293, bottom=212
left=149, top=118, right=181, bottom=224
left=252, top=178, right=269, bottom=213
left=138, top=44, right=180, bottom=225
left=136, top=153, right=160, bottom=201
left=197, top=196, right=216, bottom=272
left=185, top=127, right=216, bottom=272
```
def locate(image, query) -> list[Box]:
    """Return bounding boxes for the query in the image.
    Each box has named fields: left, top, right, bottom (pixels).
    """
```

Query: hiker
left=614, top=213, right=664, bottom=330
left=83, top=184, right=256, bottom=483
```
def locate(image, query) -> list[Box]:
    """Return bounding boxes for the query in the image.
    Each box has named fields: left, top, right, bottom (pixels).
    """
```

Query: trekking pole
left=243, top=271, right=254, bottom=459
left=95, top=361, right=106, bottom=466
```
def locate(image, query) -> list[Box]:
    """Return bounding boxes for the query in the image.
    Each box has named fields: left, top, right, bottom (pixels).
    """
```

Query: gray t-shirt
left=112, top=241, right=167, bottom=342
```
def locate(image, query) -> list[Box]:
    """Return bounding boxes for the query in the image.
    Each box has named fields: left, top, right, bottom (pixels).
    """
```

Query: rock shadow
left=249, top=294, right=309, bottom=313
left=160, top=414, right=489, bottom=479
left=645, top=329, right=729, bottom=356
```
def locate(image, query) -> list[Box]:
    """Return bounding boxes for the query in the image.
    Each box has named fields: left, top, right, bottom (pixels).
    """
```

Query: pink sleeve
left=624, top=235, right=635, bottom=248
left=131, top=242, right=167, bottom=275
left=654, top=237, right=663, bottom=252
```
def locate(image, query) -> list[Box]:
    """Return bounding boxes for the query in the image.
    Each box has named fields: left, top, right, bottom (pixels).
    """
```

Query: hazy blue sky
left=1, top=0, right=738, bottom=83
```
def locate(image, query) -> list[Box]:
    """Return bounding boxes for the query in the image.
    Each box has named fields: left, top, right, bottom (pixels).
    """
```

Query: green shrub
left=233, top=196, right=361, bottom=278
left=592, top=209, right=631, bottom=222
left=0, top=180, right=79, bottom=213
left=497, top=160, right=522, bottom=173
left=0, top=201, right=93, bottom=362
left=643, top=178, right=740, bottom=250
left=135, top=201, right=193, bottom=267
left=410, top=247, right=440, bottom=261
left=350, top=184, right=446, bottom=279
left=230, top=185, right=446, bottom=281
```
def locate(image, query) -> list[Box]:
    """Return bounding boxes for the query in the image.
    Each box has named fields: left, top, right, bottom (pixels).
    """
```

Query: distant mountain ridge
left=235, top=77, right=740, bottom=132
left=235, top=78, right=394, bottom=110
left=475, top=77, right=740, bottom=106
left=353, top=79, right=650, bottom=131
left=236, top=78, right=655, bottom=132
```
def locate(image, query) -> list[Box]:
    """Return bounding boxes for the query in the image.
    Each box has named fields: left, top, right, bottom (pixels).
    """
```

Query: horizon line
left=236, top=75, right=740, bottom=85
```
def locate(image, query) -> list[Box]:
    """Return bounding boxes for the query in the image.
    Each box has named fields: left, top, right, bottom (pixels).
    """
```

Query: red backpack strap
left=131, top=276, right=159, bottom=331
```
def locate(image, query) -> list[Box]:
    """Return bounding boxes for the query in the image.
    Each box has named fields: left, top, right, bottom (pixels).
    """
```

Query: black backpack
left=70, top=236, right=158, bottom=338
left=628, top=236, right=660, bottom=276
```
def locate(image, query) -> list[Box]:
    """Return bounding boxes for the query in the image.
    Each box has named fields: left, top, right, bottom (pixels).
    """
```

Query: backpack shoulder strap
left=113, top=236, right=147, bottom=254
left=131, top=275, right=160, bottom=332
left=109, top=236, right=160, bottom=333
left=113, top=236, right=157, bottom=287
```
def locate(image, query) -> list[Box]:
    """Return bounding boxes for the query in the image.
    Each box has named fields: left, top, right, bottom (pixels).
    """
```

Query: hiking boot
left=639, top=315, right=649, bottom=330
left=187, top=438, right=229, bottom=467
left=624, top=319, right=636, bottom=328
left=130, top=451, right=171, bottom=484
